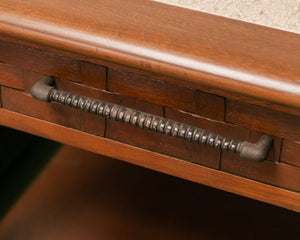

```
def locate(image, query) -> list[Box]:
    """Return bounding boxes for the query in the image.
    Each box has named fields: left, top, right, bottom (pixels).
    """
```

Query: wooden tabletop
left=0, top=0, right=300, bottom=110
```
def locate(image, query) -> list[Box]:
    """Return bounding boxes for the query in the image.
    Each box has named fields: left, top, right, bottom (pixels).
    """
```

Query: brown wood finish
left=0, top=63, right=24, bottom=90
left=54, top=80, right=164, bottom=117
left=1, top=0, right=300, bottom=111
left=81, top=61, right=107, bottom=89
left=108, top=68, right=225, bottom=120
left=1, top=146, right=299, bottom=240
left=1, top=87, right=81, bottom=129
left=0, top=108, right=300, bottom=212
left=281, top=140, right=300, bottom=168
left=221, top=158, right=300, bottom=192
left=165, top=108, right=282, bottom=163
left=23, top=70, right=107, bottom=136
left=9, top=60, right=282, bottom=170
left=23, top=70, right=108, bottom=135
left=226, top=99, right=300, bottom=142
left=1, top=34, right=299, bottom=117
left=0, top=40, right=81, bottom=82
left=106, top=120, right=220, bottom=169
left=0, top=0, right=300, bottom=214
left=1, top=38, right=299, bottom=211
left=23, top=72, right=163, bottom=137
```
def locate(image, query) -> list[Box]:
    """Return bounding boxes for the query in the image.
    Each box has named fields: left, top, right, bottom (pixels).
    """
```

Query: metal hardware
left=31, top=76, right=273, bottom=162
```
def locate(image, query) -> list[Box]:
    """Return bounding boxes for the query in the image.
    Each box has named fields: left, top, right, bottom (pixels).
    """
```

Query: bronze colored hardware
left=31, top=76, right=273, bottom=162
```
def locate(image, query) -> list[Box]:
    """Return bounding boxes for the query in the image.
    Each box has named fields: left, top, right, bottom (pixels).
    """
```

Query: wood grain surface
left=22, top=71, right=164, bottom=137
left=0, top=63, right=24, bottom=90
left=226, top=99, right=300, bottom=142
left=106, top=120, right=221, bottom=169
left=1, top=0, right=300, bottom=111
left=1, top=87, right=81, bottom=129
left=166, top=108, right=282, bottom=163
left=0, top=40, right=81, bottom=82
left=81, top=61, right=107, bottom=89
left=281, top=140, right=300, bottom=168
left=0, top=108, right=299, bottom=212
left=108, top=68, right=225, bottom=120
left=221, top=158, right=300, bottom=192
left=1, top=34, right=299, bottom=117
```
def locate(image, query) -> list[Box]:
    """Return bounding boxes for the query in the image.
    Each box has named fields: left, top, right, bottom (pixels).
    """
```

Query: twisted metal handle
left=31, top=76, right=272, bottom=162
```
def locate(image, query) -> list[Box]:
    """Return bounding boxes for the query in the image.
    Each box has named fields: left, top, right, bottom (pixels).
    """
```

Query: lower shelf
left=0, top=145, right=299, bottom=239
left=1, top=109, right=299, bottom=212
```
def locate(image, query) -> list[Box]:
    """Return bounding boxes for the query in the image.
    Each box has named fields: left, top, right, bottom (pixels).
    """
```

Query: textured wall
left=154, top=0, right=300, bottom=33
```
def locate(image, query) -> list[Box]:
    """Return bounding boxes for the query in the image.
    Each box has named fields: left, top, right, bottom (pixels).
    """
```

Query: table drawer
left=1, top=40, right=300, bottom=211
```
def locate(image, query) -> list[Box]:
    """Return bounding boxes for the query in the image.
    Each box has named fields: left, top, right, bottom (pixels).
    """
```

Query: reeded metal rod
left=31, top=76, right=273, bottom=162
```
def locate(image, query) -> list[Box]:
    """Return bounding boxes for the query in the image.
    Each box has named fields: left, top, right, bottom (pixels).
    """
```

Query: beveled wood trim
left=0, top=108, right=299, bottom=212
left=0, top=0, right=300, bottom=111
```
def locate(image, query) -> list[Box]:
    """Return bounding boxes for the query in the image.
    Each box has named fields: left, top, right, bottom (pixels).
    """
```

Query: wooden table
left=0, top=0, right=299, bottom=212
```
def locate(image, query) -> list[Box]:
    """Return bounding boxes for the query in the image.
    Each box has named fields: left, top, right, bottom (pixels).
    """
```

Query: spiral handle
left=31, top=76, right=273, bottom=162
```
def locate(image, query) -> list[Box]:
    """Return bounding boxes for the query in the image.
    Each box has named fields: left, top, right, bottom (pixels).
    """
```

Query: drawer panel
left=23, top=71, right=106, bottom=137
left=106, top=120, right=220, bottom=169
left=166, top=108, right=282, bottom=163
left=226, top=99, right=300, bottom=142
left=1, top=87, right=81, bottom=129
left=0, top=63, right=24, bottom=90
left=222, top=158, right=300, bottom=192
left=281, top=140, right=300, bottom=168
left=80, top=61, right=107, bottom=89
left=108, top=68, right=225, bottom=121
left=1, top=39, right=300, bottom=211
left=0, top=40, right=81, bottom=82
left=23, top=71, right=163, bottom=137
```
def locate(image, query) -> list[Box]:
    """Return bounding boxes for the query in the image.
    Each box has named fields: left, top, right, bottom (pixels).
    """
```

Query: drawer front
left=1, top=40, right=300, bottom=209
